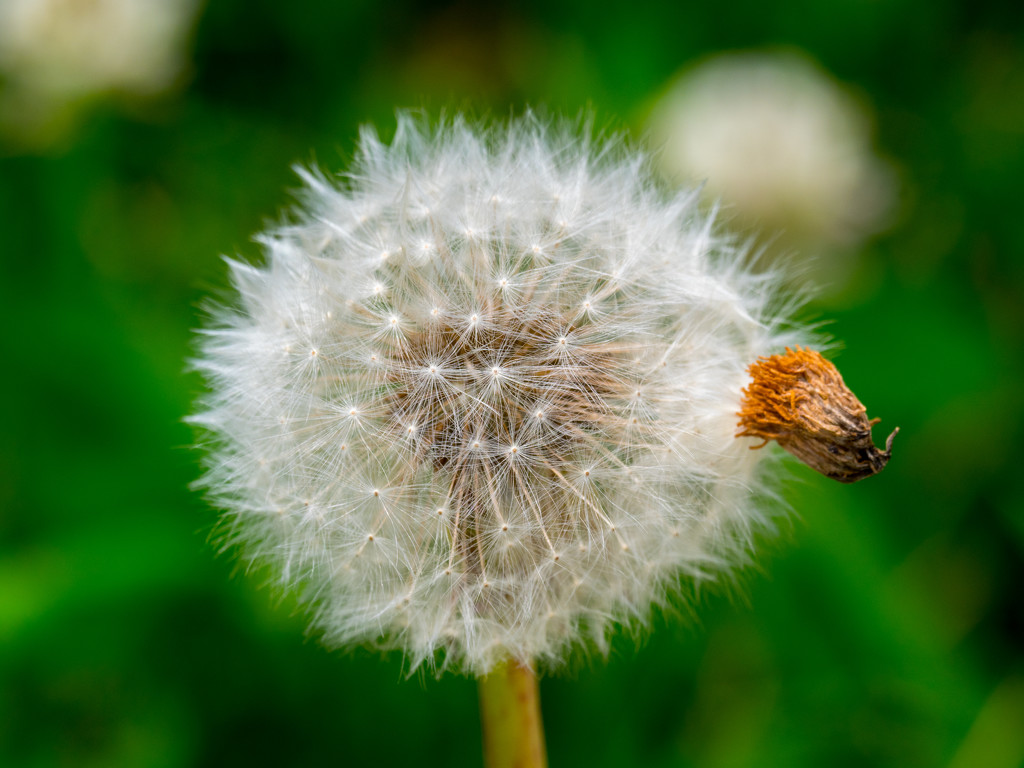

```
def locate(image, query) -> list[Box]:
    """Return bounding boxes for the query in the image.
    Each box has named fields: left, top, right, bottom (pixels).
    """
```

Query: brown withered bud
left=737, top=347, right=897, bottom=483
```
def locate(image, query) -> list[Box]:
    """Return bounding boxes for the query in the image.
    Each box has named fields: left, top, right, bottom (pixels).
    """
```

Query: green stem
left=479, top=661, right=548, bottom=768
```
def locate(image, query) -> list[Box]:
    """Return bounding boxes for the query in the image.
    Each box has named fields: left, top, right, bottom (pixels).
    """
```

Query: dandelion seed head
left=191, top=113, right=804, bottom=675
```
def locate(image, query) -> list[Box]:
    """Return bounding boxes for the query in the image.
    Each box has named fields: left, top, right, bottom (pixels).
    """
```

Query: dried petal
left=737, top=347, right=897, bottom=483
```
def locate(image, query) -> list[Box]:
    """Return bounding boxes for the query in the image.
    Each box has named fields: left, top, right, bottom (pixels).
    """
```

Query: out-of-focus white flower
left=649, top=52, right=893, bottom=251
left=190, top=114, right=806, bottom=675
left=0, top=0, right=200, bottom=144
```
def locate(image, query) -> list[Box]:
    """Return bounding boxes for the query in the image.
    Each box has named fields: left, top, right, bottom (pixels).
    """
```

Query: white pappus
left=190, top=113, right=805, bottom=675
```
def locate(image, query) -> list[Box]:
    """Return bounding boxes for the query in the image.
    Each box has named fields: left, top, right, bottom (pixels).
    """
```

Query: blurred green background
left=2, top=0, right=1022, bottom=766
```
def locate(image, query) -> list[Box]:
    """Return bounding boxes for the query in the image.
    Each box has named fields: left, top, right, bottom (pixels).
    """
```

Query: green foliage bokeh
left=1, top=1, right=1022, bottom=766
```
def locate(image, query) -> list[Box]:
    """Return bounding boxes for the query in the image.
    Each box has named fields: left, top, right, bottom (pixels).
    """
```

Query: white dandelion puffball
left=649, top=52, right=893, bottom=249
left=192, top=115, right=803, bottom=675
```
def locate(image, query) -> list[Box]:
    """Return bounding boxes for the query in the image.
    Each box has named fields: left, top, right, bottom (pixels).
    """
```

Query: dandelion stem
left=479, top=661, right=547, bottom=768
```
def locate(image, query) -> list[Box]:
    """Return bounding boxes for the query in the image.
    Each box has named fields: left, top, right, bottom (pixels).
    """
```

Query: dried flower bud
left=737, top=347, right=897, bottom=483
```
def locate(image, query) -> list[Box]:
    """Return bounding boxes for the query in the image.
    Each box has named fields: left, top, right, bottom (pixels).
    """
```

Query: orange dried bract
left=737, top=347, right=897, bottom=483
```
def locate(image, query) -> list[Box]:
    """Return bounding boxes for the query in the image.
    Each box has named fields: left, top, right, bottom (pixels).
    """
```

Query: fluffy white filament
left=191, top=114, right=802, bottom=675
